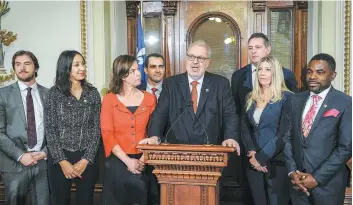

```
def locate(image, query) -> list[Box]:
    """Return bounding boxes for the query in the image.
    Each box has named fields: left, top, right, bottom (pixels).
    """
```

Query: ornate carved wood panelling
left=163, top=1, right=178, bottom=16
left=295, top=1, right=308, bottom=10
left=126, top=1, right=139, bottom=17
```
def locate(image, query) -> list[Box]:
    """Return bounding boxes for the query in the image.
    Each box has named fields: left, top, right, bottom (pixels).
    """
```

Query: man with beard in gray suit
left=0, top=50, right=49, bottom=205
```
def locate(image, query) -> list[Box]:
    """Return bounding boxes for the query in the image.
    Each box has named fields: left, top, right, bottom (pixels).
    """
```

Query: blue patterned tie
left=26, top=87, right=37, bottom=148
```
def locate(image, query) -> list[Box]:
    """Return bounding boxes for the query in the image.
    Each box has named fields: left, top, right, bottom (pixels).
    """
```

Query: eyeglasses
left=186, top=54, right=209, bottom=63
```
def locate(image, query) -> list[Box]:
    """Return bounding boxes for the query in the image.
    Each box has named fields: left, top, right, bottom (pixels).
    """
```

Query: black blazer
left=148, top=72, right=239, bottom=145
left=231, top=64, right=298, bottom=117
left=242, top=91, right=293, bottom=166
left=283, top=87, right=352, bottom=195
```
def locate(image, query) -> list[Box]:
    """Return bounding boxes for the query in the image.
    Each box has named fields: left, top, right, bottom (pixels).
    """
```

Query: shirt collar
left=309, top=85, right=331, bottom=100
left=187, top=74, right=204, bottom=86
left=18, top=81, right=38, bottom=92
left=251, top=64, right=257, bottom=73
left=146, top=80, right=163, bottom=91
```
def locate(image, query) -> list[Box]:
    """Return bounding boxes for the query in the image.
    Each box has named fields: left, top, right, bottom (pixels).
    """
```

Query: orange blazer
left=100, top=91, right=156, bottom=157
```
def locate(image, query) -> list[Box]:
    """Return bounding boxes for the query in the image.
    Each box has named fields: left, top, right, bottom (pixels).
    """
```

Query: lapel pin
left=142, top=107, right=145, bottom=111
left=84, top=99, right=87, bottom=103
left=206, top=89, right=209, bottom=92
left=323, top=104, right=327, bottom=108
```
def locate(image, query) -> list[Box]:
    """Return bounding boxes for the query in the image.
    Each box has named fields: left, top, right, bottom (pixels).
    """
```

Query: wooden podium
left=136, top=144, right=235, bottom=205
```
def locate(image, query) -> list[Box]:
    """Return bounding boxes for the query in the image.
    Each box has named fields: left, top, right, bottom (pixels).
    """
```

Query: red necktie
left=191, top=81, right=198, bottom=113
left=302, top=95, right=322, bottom=137
left=151, top=88, right=158, bottom=100
left=26, top=87, right=37, bottom=148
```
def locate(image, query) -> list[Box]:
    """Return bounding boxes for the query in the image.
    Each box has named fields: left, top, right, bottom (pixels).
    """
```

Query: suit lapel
left=11, top=82, right=26, bottom=124
left=37, top=84, right=47, bottom=106
left=297, top=91, right=309, bottom=144
left=247, top=102, right=256, bottom=126
left=306, top=87, right=334, bottom=141
left=196, top=72, right=211, bottom=117
left=243, top=64, right=253, bottom=89
left=179, top=73, right=195, bottom=120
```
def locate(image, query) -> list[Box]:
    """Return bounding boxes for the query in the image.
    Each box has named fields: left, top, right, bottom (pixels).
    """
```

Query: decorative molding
left=80, top=0, right=87, bottom=60
left=167, top=184, right=174, bottom=205
left=295, top=1, right=308, bottom=10
left=201, top=186, right=208, bottom=205
left=162, top=1, right=178, bottom=16
left=147, top=151, right=225, bottom=163
left=252, top=1, right=266, bottom=12
left=126, top=1, right=139, bottom=18
left=344, top=0, right=351, bottom=95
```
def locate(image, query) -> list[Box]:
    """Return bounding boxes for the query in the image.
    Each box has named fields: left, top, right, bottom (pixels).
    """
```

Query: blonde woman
left=241, top=56, right=293, bottom=205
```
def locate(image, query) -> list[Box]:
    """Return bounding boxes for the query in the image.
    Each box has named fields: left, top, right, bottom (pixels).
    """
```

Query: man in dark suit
left=138, top=53, right=165, bottom=205
left=231, top=33, right=298, bottom=205
left=149, top=40, right=240, bottom=154
left=138, top=53, right=165, bottom=101
left=0, top=50, right=49, bottom=205
left=283, top=53, right=352, bottom=205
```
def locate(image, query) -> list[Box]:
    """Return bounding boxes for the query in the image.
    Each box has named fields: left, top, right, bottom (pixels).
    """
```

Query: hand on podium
left=222, top=139, right=240, bottom=156
left=139, top=136, right=161, bottom=145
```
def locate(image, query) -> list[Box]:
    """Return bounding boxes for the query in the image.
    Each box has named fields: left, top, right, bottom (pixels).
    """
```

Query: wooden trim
left=126, top=1, right=139, bottom=56
left=344, top=0, right=351, bottom=95
left=80, top=0, right=87, bottom=60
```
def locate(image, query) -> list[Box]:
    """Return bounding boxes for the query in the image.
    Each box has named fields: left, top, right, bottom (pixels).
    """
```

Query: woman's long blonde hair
left=246, top=56, right=290, bottom=111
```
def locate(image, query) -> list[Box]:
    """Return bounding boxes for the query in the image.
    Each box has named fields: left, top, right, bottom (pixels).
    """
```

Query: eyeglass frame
left=186, top=54, right=210, bottom=63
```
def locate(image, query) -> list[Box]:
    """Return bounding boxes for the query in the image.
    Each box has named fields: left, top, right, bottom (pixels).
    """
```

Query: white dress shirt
left=188, top=75, right=204, bottom=106
left=251, top=64, right=257, bottom=88
left=18, top=81, right=44, bottom=152
left=146, top=80, right=163, bottom=100
left=301, top=86, right=331, bottom=123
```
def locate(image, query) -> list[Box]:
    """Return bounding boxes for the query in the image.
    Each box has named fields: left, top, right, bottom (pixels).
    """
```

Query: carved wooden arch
left=186, top=12, right=242, bottom=68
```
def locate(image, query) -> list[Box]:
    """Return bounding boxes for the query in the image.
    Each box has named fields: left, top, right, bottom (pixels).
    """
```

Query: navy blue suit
left=242, top=91, right=293, bottom=205
left=231, top=64, right=298, bottom=205
left=283, top=87, right=352, bottom=205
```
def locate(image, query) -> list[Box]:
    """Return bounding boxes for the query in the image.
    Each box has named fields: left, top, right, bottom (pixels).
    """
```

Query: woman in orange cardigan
left=100, top=55, right=159, bottom=205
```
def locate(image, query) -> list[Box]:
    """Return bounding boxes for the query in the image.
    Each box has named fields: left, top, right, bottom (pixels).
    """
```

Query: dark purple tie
left=26, top=87, right=37, bottom=148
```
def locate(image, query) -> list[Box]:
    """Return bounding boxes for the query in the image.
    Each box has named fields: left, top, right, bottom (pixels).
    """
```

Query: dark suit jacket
left=0, top=82, right=48, bottom=172
left=242, top=91, right=293, bottom=167
left=148, top=72, right=239, bottom=145
left=283, top=87, right=352, bottom=195
left=231, top=64, right=298, bottom=117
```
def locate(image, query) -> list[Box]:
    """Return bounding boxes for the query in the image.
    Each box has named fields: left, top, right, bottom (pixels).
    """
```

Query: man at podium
left=148, top=40, right=240, bottom=155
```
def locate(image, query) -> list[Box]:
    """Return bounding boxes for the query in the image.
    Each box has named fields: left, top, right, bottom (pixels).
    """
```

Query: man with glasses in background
left=148, top=40, right=241, bottom=154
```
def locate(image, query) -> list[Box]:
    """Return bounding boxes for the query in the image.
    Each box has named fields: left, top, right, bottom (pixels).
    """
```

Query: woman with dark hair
left=100, top=55, right=159, bottom=205
left=45, top=50, right=101, bottom=205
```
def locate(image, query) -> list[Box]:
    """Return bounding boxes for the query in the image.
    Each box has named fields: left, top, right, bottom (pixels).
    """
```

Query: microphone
left=189, top=101, right=211, bottom=145
left=163, top=101, right=193, bottom=143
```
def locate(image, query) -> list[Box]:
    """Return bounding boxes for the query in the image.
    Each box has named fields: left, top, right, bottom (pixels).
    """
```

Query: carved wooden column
left=126, top=1, right=139, bottom=56
left=252, top=1, right=266, bottom=33
left=294, top=1, right=308, bottom=90
left=162, top=1, right=178, bottom=76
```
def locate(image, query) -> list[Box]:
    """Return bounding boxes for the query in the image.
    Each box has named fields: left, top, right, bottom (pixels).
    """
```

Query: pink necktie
left=302, top=95, right=322, bottom=137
